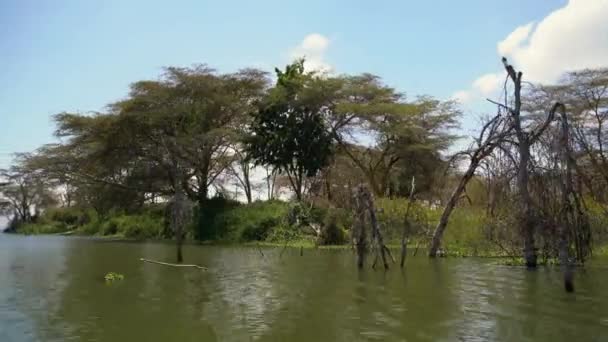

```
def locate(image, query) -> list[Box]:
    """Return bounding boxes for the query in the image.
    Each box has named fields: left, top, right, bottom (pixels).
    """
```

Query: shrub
left=17, top=221, right=69, bottom=235
left=102, top=214, right=163, bottom=239
left=214, top=200, right=290, bottom=242
left=195, top=196, right=240, bottom=240
left=317, top=210, right=347, bottom=245
left=265, top=221, right=302, bottom=242
left=375, top=198, right=437, bottom=242
left=43, top=207, right=91, bottom=226
left=442, top=207, right=491, bottom=256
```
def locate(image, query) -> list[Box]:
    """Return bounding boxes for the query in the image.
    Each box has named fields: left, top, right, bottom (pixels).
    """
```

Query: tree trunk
left=176, top=228, right=184, bottom=263
left=517, top=140, right=537, bottom=268
left=199, top=183, right=209, bottom=204
left=325, top=169, right=333, bottom=201
left=353, top=185, right=389, bottom=269
left=174, top=188, right=187, bottom=263
left=429, top=158, right=479, bottom=257
left=367, top=194, right=389, bottom=270
left=502, top=58, right=538, bottom=268
left=241, top=161, right=253, bottom=204
left=558, top=106, right=574, bottom=292
left=558, top=223, right=573, bottom=292
left=400, top=219, right=410, bottom=267
left=171, top=172, right=192, bottom=263
left=266, top=166, right=277, bottom=200
left=400, top=177, right=415, bottom=268
left=353, top=186, right=368, bottom=268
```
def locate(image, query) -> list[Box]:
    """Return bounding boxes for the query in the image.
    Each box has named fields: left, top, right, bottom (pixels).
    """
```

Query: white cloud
left=451, top=73, right=502, bottom=105
left=501, top=0, right=608, bottom=83
left=454, top=0, right=608, bottom=106
left=289, top=33, right=332, bottom=73
left=451, top=90, right=473, bottom=104
left=497, top=22, right=535, bottom=57
left=472, top=73, right=502, bottom=96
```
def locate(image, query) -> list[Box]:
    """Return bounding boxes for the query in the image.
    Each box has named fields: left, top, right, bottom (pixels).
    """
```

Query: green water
left=1, top=235, right=608, bottom=341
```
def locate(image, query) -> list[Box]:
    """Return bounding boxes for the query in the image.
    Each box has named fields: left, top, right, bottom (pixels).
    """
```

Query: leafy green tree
left=112, top=65, right=269, bottom=205
left=247, top=60, right=334, bottom=200
left=330, top=75, right=460, bottom=197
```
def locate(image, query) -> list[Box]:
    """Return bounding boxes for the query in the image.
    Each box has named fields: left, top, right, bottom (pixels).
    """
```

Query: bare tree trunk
left=170, top=173, right=192, bottom=264
left=353, top=186, right=368, bottom=268
left=400, top=219, right=410, bottom=267
left=428, top=103, right=513, bottom=258
left=400, top=177, right=415, bottom=268
left=503, top=59, right=538, bottom=267
left=367, top=193, right=389, bottom=270
left=353, top=185, right=390, bottom=269
left=429, top=158, right=479, bottom=257
left=324, top=168, right=333, bottom=201
left=557, top=104, right=575, bottom=292
left=173, top=188, right=186, bottom=263
left=517, top=142, right=537, bottom=268
left=502, top=58, right=553, bottom=268
left=266, top=166, right=277, bottom=200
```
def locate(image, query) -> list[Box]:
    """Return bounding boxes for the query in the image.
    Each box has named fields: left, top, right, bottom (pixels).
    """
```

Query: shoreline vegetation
left=2, top=58, right=608, bottom=289
left=6, top=197, right=608, bottom=261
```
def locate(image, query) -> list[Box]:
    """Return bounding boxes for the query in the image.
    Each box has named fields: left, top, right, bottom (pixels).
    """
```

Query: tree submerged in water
left=352, top=184, right=392, bottom=269
left=167, top=185, right=193, bottom=263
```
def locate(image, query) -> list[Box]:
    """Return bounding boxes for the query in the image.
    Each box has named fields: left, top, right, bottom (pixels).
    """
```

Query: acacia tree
left=24, top=114, right=170, bottom=214
left=246, top=60, right=334, bottom=201
left=330, top=77, right=459, bottom=197
left=556, top=69, right=608, bottom=206
left=0, top=162, right=57, bottom=225
left=113, top=66, right=269, bottom=205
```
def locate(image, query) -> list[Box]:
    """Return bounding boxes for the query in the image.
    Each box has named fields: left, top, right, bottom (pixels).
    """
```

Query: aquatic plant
left=104, top=272, right=124, bottom=282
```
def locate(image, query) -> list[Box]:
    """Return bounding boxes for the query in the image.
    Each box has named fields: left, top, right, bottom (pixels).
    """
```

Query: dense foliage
left=3, top=59, right=608, bottom=265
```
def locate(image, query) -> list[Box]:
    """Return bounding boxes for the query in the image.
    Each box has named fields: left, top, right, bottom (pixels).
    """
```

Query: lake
left=1, top=234, right=607, bottom=341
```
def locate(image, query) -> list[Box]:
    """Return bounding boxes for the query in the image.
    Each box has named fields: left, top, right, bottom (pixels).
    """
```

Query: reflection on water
left=1, top=235, right=608, bottom=341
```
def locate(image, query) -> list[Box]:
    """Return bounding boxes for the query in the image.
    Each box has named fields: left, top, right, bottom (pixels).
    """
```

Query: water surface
left=1, top=234, right=607, bottom=341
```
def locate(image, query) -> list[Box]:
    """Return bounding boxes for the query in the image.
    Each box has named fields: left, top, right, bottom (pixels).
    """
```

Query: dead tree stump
left=353, top=184, right=390, bottom=270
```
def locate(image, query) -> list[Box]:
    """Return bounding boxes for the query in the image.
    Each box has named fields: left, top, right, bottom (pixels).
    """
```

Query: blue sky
left=0, top=0, right=593, bottom=168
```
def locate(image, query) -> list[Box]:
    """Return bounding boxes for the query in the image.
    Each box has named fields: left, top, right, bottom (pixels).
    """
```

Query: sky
left=2, top=0, right=608, bottom=170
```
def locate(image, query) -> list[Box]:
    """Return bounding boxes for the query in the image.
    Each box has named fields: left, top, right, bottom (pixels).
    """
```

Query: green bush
left=317, top=210, right=347, bottom=245
left=442, top=207, right=491, bottom=256
left=17, top=221, right=69, bottom=235
left=43, top=207, right=91, bottom=226
left=79, top=219, right=101, bottom=235
left=99, top=214, right=163, bottom=239
left=375, top=198, right=437, bottom=242
left=14, top=205, right=165, bottom=239
left=195, top=196, right=240, bottom=240
left=585, top=198, right=608, bottom=245
left=214, top=200, right=290, bottom=242
left=375, top=197, right=493, bottom=254
left=265, top=221, right=302, bottom=242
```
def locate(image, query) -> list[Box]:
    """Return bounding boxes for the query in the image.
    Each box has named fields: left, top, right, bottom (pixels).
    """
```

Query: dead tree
left=400, top=177, right=415, bottom=268
left=429, top=112, right=513, bottom=257
left=556, top=103, right=593, bottom=292
left=557, top=103, right=575, bottom=292
left=168, top=175, right=192, bottom=263
left=353, top=184, right=391, bottom=269
left=353, top=186, right=368, bottom=268
left=499, top=57, right=562, bottom=268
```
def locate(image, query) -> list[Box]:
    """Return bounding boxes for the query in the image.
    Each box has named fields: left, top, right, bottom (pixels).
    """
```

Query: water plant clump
left=104, top=272, right=124, bottom=282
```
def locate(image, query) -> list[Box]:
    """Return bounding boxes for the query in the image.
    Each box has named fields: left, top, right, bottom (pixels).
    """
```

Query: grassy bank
left=10, top=197, right=608, bottom=257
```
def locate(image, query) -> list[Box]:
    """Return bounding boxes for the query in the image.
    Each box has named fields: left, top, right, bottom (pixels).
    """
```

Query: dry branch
left=140, top=258, right=208, bottom=270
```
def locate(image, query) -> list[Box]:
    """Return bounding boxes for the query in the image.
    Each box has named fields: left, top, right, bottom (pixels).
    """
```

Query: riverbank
left=8, top=196, right=608, bottom=259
